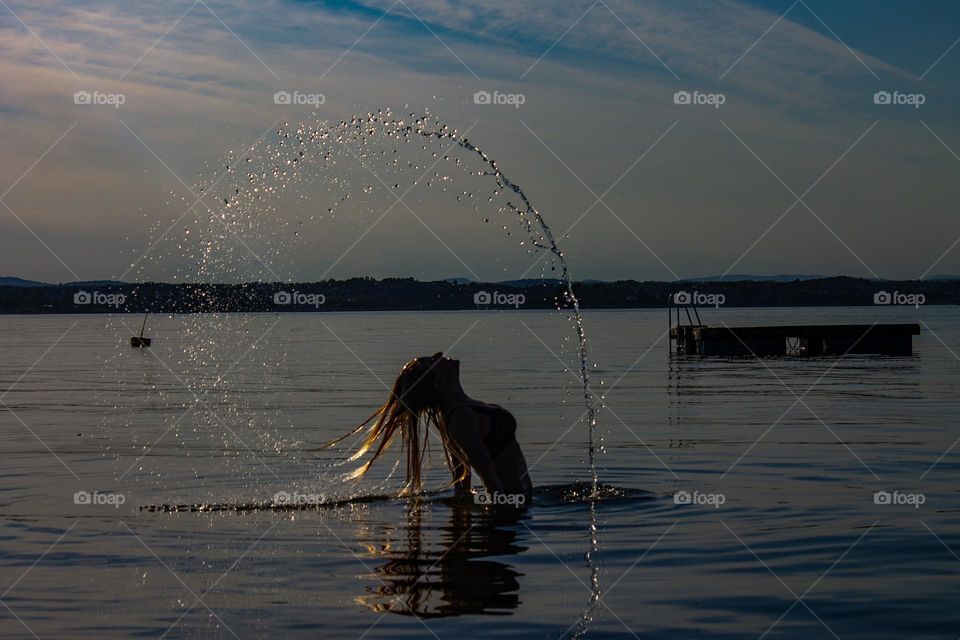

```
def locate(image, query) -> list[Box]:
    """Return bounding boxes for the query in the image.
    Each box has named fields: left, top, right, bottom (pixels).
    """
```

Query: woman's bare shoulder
left=446, top=403, right=491, bottom=437
left=455, top=399, right=504, bottom=412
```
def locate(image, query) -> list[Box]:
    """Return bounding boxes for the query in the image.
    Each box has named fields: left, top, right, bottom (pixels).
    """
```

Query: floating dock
left=670, top=323, right=920, bottom=357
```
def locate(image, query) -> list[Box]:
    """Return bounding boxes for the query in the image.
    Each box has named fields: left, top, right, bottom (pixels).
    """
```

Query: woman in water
left=326, top=352, right=532, bottom=503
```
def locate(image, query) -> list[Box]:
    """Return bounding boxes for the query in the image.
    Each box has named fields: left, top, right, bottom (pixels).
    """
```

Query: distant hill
left=444, top=278, right=569, bottom=287
left=683, top=274, right=828, bottom=282
left=6, top=274, right=955, bottom=287
left=0, top=276, right=48, bottom=287
left=1, top=275, right=959, bottom=313
left=68, top=280, right=128, bottom=287
left=497, top=278, right=564, bottom=288
left=0, top=277, right=131, bottom=287
left=444, top=277, right=572, bottom=288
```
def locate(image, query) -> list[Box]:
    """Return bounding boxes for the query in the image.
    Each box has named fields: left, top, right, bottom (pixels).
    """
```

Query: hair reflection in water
left=357, top=501, right=528, bottom=617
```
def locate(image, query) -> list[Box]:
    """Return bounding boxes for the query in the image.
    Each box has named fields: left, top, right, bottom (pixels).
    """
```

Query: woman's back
left=447, top=402, right=532, bottom=499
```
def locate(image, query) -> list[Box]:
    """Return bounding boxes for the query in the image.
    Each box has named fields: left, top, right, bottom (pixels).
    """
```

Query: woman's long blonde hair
left=325, top=355, right=468, bottom=495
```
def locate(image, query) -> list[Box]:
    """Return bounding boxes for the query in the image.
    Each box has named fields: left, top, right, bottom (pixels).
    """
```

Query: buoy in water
left=130, top=313, right=151, bottom=348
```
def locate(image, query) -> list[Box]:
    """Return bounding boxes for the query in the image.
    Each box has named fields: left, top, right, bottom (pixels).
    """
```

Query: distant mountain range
left=682, top=274, right=828, bottom=282
left=0, top=276, right=48, bottom=287
left=445, top=275, right=829, bottom=285
left=2, top=275, right=960, bottom=313
left=0, top=277, right=130, bottom=287
left=4, top=273, right=960, bottom=291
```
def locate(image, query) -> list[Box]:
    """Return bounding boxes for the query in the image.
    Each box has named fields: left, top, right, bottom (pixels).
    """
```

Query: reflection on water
left=352, top=483, right=654, bottom=619
left=4, top=309, right=960, bottom=638
left=668, top=353, right=923, bottom=399
left=357, top=501, right=527, bottom=617
left=667, top=354, right=924, bottom=434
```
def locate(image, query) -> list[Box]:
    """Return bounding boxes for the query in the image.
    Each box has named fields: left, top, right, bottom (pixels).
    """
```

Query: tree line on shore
left=0, top=276, right=956, bottom=313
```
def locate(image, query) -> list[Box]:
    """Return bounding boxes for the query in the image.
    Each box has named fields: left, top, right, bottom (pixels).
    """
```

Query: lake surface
left=1, top=307, right=958, bottom=639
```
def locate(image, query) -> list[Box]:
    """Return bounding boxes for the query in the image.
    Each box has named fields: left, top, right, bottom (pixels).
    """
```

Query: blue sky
left=1, top=0, right=959, bottom=282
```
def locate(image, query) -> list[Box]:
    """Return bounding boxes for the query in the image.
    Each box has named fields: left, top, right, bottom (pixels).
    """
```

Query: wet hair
left=325, top=354, right=468, bottom=495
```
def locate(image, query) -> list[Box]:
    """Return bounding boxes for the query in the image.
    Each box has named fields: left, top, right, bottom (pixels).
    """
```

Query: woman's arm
left=451, top=453, right=471, bottom=496
left=446, top=409, right=504, bottom=495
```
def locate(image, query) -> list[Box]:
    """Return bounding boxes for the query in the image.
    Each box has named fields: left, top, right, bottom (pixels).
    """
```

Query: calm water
left=1, top=307, right=958, bottom=638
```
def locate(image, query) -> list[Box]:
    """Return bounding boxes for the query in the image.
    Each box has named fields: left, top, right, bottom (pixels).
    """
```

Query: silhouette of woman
left=326, top=352, right=532, bottom=502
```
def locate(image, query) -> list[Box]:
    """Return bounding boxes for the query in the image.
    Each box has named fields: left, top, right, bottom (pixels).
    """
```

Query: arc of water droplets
left=363, top=112, right=604, bottom=637
left=390, top=114, right=599, bottom=485
left=239, top=110, right=599, bottom=489
left=216, top=109, right=603, bottom=635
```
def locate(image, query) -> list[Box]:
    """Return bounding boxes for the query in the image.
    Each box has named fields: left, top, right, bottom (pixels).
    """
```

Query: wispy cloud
left=0, top=0, right=957, bottom=281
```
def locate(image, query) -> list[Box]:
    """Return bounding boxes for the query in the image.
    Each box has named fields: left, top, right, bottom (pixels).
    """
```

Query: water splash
left=115, top=108, right=603, bottom=635
left=378, top=113, right=604, bottom=635
left=386, top=112, right=601, bottom=490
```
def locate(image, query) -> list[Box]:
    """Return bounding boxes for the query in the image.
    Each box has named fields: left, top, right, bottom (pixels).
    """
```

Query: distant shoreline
left=0, top=276, right=956, bottom=313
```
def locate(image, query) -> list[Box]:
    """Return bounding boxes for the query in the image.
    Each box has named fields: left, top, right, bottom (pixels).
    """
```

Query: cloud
left=0, top=0, right=957, bottom=282
left=336, top=0, right=911, bottom=98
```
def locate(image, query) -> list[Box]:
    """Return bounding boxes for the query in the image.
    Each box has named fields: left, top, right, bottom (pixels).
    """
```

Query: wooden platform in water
left=670, top=323, right=920, bottom=357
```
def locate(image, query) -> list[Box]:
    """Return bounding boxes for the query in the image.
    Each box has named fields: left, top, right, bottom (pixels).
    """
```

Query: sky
left=1, top=0, right=959, bottom=283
